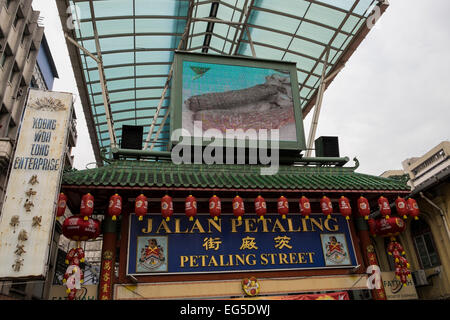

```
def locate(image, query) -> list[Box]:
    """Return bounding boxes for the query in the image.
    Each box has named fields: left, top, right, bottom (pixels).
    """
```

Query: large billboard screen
left=170, top=52, right=306, bottom=151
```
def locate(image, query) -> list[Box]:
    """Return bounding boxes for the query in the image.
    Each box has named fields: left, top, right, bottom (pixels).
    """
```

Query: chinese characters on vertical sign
left=0, top=90, right=72, bottom=279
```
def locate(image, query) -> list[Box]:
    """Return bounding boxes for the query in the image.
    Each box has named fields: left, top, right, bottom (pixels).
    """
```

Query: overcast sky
left=32, top=0, right=450, bottom=176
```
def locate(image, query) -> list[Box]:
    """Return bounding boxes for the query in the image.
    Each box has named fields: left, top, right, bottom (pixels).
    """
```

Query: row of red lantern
left=57, top=193, right=420, bottom=222
left=57, top=193, right=123, bottom=221
left=134, top=194, right=362, bottom=221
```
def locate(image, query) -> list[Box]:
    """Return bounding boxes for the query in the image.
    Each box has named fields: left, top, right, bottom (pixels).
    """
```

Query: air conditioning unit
left=412, top=269, right=429, bottom=287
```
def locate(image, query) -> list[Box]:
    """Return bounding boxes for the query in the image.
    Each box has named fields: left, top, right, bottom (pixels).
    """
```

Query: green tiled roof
left=62, top=160, right=410, bottom=192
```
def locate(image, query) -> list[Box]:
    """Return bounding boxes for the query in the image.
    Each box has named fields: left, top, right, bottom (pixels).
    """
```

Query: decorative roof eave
left=61, top=160, right=410, bottom=193
left=61, top=184, right=411, bottom=195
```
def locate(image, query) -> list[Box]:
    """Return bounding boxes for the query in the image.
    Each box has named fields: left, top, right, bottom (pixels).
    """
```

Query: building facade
left=378, top=141, right=450, bottom=299
left=0, top=0, right=77, bottom=300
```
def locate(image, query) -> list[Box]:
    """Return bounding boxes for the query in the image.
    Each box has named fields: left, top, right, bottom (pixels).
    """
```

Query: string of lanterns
left=58, top=193, right=101, bottom=300
left=59, top=192, right=421, bottom=225
left=387, top=236, right=412, bottom=286
left=63, top=193, right=419, bottom=222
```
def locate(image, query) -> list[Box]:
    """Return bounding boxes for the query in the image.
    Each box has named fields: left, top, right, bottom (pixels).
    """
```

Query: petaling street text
left=179, top=252, right=316, bottom=268
left=141, top=216, right=340, bottom=234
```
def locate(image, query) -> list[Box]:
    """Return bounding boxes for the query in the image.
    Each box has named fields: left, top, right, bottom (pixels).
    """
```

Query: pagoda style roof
left=62, top=160, right=410, bottom=193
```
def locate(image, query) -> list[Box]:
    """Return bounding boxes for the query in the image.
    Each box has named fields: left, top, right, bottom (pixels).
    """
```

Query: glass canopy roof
left=60, top=0, right=383, bottom=161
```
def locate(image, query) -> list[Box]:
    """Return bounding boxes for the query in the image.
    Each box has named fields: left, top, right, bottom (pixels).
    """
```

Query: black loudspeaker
left=315, top=136, right=340, bottom=157
left=121, top=125, right=144, bottom=150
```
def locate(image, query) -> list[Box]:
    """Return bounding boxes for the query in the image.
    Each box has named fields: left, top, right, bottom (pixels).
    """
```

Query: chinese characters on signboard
left=127, top=214, right=358, bottom=276
left=0, top=90, right=73, bottom=279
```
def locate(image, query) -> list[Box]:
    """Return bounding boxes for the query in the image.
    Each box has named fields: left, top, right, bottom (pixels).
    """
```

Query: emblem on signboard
left=29, top=96, right=67, bottom=112
left=137, top=237, right=167, bottom=272
left=320, top=234, right=351, bottom=266
left=242, top=277, right=260, bottom=297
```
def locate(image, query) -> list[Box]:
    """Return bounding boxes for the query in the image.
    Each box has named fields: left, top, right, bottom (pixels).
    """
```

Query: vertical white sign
left=0, top=89, right=73, bottom=279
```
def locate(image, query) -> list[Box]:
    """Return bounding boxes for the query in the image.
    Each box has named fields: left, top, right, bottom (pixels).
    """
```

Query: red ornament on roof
left=185, top=195, right=197, bottom=221
left=233, top=195, right=245, bottom=220
left=209, top=195, right=221, bottom=221
left=378, top=196, right=391, bottom=219
left=108, top=194, right=122, bottom=221
left=277, top=196, right=289, bottom=219
left=299, top=196, right=311, bottom=219
left=338, top=196, right=352, bottom=220
left=80, top=193, right=94, bottom=221
left=357, top=196, right=370, bottom=220
left=255, top=195, right=267, bottom=220
left=56, top=192, right=67, bottom=220
left=161, top=195, right=174, bottom=221
left=135, top=194, right=148, bottom=221
left=320, top=196, right=333, bottom=219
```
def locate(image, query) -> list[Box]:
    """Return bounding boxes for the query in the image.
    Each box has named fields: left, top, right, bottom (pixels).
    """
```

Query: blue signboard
left=126, top=214, right=358, bottom=275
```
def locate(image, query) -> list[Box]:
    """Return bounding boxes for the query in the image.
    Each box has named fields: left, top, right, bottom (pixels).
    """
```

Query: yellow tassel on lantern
left=345, top=216, right=350, bottom=220
left=282, top=215, right=286, bottom=219
left=84, top=216, right=89, bottom=221
left=112, top=215, right=117, bottom=221
left=66, top=288, right=71, bottom=294
left=214, top=216, right=218, bottom=221
left=65, top=259, right=69, bottom=264
left=238, top=216, right=242, bottom=221
left=327, top=215, right=331, bottom=219
left=259, top=216, right=264, bottom=221
left=63, top=279, right=67, bottom=284
left=189, top=216, right=194, bottom=221
left=166, top=217, right=170, bottom=222
left=139, top=216, right=143, bottom=221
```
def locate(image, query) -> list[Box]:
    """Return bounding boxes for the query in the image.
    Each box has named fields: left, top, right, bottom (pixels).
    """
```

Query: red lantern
left=338, top=196, right=352, bottom=220
left=395, top=197, right=408, bottom=219
left=368, top=217, right=406, bottom=237
left=80, top=193, right=94, bottom=221
left=161, top=195, right=174, bottom=221
left=108, top=194, right=122, bottom=221
left=185, top=195, right=197, bottom=221
left=320, top=196, right=333, bottom=219
left=357, top=196, right=370, bottom=220
left=255, top=195, right=267, bottom=220
left=406, top=198, right=420, bottom=220
left=378, top=196, right=391, bottom=219
left=209, top=195, right=221, bottom=221
left=56, top=193, right=67, bottom=220
left=277, top=196, right=289, bottom=219
left=232, top=195, right=245, bottom=220
left=299, top=196, right=311, bottom=219
left=135, top=194, right=148, bottom=221
left=65, top=247, right=85, bottom=265
left=62, top=216, right=100, bottom=241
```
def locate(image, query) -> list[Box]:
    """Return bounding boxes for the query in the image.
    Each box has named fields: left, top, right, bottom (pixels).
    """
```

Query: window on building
left=411, top=219, right=441, bottom=269
left=13, top=14, right=21, bottom=29
left=0, top=52, right=6, bottom=68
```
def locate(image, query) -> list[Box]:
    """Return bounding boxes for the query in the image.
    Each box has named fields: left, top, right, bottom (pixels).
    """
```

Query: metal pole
left=89, top=0, right=118, bottom=150
left=305, top=47, right=330, bottom=157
